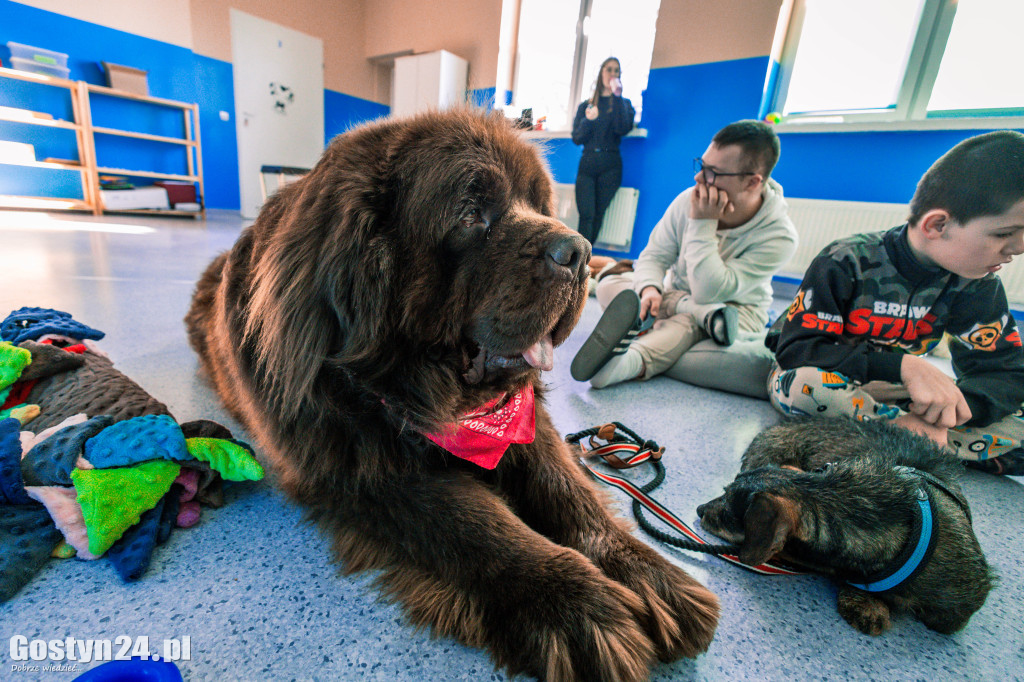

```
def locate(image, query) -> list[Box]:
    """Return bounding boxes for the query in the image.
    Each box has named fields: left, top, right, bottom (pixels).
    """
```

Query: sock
left=709, top=311, right=727, bottom=343
left=673, top=293, right=691, bottom=316
left=705, top=307, right=738, bottom=346
left=591, top=349, right=644, bottom=389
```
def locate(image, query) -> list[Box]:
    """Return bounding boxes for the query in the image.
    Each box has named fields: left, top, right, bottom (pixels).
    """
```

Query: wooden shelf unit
left=3, top=158, right=84, bottom=171
left=0, top=67, right=205, bottom=218
left=85, top=81, right=204, bottom=219
left=0, top=194, right=93, bottom=211
left=0, top=66, right=98, bottom=214
left=0, top=106, right=81, bottom=130
left=91, top=126, right=197, bottom=146
left=95, top=166, right=198, bottom=182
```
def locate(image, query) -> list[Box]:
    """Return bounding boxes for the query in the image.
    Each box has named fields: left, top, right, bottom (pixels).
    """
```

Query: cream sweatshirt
left=632, top=178, right=798, bottom=311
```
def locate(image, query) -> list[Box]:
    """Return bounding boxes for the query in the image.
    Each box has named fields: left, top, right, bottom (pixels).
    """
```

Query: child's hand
left=893, top=413, right=950, bottom=447
left=900, top=355, right=972, bottom=428
left=585, top=104, right=599, bottom=121
left=639, top=286, right=662, bottom=319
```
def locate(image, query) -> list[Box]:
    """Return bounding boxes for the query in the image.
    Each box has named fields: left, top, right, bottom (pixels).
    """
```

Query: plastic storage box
left=9, top=57, right=69, bottom=79
left=154, top=181, right=197, bottom=207
left=7, top=41, right=69, bottom=79
left=100, top=187, right=170, bottom=211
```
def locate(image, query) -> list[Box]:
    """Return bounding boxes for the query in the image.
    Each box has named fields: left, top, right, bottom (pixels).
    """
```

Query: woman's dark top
left=571, top=95, right=635, bottom=154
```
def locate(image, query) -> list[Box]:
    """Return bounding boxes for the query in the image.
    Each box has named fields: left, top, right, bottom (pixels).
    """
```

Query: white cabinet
left=391, top=50, right=468, bottom=118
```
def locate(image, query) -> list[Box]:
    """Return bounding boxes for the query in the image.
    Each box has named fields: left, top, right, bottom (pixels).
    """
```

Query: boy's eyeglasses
left=693, top=158, right=755, bottom=184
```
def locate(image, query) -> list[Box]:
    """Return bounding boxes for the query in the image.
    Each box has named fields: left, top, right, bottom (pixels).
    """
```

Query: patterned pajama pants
left=767, top=363, right=1024, bottom=463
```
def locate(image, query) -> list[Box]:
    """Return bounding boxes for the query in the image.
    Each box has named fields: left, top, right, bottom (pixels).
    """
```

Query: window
left=766, top=0, right=1024, bottom=125
left=512, top=0, right=660, bottom=130
left=926, top=0, right=1024, bottom=114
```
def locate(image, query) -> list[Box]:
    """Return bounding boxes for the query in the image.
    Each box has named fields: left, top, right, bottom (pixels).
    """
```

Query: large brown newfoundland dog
left=186, top=109, right=718, bottom=680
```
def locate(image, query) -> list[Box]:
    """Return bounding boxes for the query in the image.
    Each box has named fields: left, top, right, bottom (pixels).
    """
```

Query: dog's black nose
left=546, top=234, right=590, bottom=279
left=696, top=503, right=707, bottom=518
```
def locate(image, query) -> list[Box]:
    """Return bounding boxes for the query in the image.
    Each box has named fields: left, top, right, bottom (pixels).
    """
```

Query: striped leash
left=566, top=422, right=802, bottom=576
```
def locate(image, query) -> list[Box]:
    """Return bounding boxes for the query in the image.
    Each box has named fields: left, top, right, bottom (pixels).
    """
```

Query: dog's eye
left=461, top=208, right=488, bottom=229
left=460, top=208, right=492, bottom=239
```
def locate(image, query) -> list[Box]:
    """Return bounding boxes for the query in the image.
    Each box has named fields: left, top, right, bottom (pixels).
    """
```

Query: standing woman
left=572, top=57, right=636, bottom=245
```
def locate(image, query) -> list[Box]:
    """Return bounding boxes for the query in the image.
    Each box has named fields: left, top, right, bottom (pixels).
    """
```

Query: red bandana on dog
left=425, top=385, right=536, bottom=469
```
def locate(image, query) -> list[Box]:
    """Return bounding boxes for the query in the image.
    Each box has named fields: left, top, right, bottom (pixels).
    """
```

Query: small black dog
left=697, top=417, right=993, bottom=635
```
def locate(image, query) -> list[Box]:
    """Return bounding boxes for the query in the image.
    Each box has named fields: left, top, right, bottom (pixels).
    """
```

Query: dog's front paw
left=490, top=549, right=656, bottom=682
left=589, top=532, right=720, bottom=661
left=838, top=586, right=892, bottom=635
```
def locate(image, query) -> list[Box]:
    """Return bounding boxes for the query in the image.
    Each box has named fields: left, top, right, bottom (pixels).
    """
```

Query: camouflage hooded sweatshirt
left=766, top=224, right=1024, bottom=426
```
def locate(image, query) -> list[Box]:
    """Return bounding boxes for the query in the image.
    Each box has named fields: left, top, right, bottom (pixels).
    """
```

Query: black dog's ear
left=739, top=493, right=800, bottom=566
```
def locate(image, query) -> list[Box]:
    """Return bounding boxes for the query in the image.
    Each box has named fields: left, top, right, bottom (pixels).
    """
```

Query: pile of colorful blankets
left=0, top=307, right=263, bottom=601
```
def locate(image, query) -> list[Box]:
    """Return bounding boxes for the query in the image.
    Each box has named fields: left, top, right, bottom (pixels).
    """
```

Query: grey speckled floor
left=0, top=209, right=1022, bottom=682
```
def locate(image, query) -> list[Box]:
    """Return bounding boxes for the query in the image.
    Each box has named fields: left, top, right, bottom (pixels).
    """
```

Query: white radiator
left=783, top=198, right=1024, bottom=307
left=554, top=183, right=639, bottom=251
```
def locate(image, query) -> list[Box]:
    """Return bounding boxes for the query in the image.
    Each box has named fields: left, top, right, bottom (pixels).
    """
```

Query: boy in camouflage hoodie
left=766, top=131, right=1024, bottom=475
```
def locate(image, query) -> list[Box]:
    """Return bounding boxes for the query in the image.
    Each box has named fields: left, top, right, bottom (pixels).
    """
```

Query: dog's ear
left=739, top=493, right=801, bottom=566
left=242, top=129, right=399, bottom=417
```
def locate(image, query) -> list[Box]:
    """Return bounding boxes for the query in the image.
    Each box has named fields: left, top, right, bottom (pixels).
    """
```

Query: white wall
left=11, top=0, right=194, bottom=49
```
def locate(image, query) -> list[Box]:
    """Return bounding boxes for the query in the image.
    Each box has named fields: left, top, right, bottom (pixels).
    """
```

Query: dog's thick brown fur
left=186, top=109, right=718, bottom=680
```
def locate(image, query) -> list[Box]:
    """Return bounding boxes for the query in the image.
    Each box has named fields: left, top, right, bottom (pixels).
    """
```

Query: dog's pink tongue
left=522, top=334, right=554, bottom=371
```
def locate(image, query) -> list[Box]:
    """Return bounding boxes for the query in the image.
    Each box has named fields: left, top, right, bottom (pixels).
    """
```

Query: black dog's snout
left=545, top=234, right=591, bottom=279
left=696, top=503, right=708, bottom=518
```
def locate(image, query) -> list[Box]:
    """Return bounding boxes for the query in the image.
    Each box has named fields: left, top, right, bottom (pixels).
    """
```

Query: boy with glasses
left=766, top=130, right=1024, bottom=475
left=571, top=119, right=798, bottom=390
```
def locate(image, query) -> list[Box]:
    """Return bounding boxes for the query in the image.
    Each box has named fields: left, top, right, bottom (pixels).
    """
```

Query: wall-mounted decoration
left=269, top=82, right=294, bottom=113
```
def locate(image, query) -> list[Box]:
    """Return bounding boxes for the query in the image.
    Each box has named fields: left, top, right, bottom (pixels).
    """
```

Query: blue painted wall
left=539, top=56, right=769, bottom=258
left=773, top=129, right=1024, bottom=204
left=0, top=0, right=388, bottom=210
left=468, top=87, right=513, bottom=110
left=325, top=89, right=388, bottom=144
left=3, top=3, right=1018, bottom=222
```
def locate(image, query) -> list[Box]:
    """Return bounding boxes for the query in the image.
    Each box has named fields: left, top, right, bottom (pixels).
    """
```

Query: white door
left=230, top=9, right=324, bottom=218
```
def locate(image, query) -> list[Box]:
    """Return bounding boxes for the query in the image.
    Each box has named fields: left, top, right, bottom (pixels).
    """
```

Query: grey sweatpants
left=595, top=273, right=765, bottom=379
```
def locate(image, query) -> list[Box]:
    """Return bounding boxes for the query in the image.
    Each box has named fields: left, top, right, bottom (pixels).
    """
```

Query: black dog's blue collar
left=847, top=497, right=933, bottom=593
left=846, top=467, right=939, bottom=594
